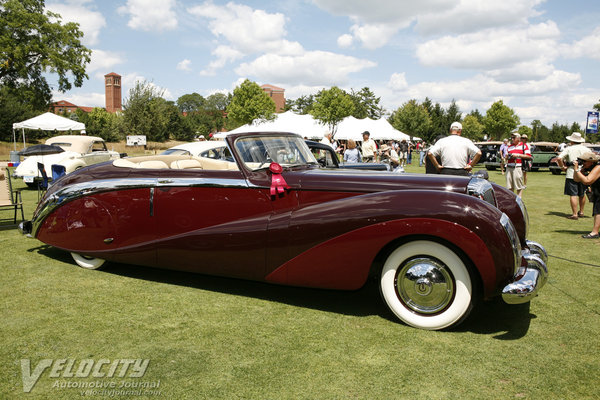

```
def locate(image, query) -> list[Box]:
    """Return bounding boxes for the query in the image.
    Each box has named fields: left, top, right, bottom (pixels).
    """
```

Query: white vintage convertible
left=14, top=135, right=121, bottom=187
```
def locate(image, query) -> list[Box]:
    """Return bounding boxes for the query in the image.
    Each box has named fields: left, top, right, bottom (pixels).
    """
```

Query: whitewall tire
left=71, top=253, right=105, bottom=270
left=380, top=240, right=474, bottom=330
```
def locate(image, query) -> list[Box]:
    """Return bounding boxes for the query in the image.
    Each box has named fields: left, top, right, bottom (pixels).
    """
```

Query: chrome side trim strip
left=31, top=176, right=251, bottom=237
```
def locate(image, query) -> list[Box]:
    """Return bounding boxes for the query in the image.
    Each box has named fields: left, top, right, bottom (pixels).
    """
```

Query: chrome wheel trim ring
left=395, top=257, right=455, bottom=315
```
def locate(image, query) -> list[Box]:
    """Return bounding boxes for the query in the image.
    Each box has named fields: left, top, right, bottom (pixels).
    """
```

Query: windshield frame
left=233, top=134, right=318, bottom=171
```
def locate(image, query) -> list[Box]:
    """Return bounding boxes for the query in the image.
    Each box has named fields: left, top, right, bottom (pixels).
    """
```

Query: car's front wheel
left=71, top=253, right=105, bottom=270
left=380, top=240, right=475, bottom=330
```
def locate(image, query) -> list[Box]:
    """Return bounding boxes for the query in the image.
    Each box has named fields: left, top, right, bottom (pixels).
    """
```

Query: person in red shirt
left=505, top=131, right=532, bottom=197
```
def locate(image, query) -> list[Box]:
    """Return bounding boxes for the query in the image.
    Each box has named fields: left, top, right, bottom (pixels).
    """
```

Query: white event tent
left=215, top=111, right=328, bottom=140
left=217, top=111, right=411, bottom=143
left=12, top=112, right=86, bottom=150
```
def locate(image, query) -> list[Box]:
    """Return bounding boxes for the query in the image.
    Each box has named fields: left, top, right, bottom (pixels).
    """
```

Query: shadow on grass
left=546, top=210, right=575, bottom=218
left=34, top=245, right=534, bottom=338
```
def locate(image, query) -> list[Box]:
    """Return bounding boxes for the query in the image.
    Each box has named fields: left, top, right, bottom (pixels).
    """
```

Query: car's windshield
left=234, top=135, right=317, bottom=171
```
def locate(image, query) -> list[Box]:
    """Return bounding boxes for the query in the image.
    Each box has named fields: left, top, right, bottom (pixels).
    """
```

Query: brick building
left=50, top=72, right=123, bottom=115
left=261, top=84, right=285, bottom=113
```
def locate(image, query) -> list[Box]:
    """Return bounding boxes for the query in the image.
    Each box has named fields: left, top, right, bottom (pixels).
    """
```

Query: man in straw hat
left=557, top=132, right=589, bottom=219
left=573, top=151, right=600, bottom=238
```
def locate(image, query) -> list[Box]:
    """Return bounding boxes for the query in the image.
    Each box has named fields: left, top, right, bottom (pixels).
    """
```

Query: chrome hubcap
left=395, top=257, right=454, bottom=314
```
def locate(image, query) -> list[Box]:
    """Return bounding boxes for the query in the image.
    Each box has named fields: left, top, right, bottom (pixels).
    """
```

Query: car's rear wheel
left=380, top=240, right=474, bottom=330
left=71, top=253, right=105, bottom=270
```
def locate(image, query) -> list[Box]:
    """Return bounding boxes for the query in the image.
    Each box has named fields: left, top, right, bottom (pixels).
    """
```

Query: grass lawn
left=1, top=162, right=599, bottom=399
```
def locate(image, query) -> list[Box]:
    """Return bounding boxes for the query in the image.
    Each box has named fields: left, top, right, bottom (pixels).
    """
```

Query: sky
left=45, top=0, right=600, bottom=128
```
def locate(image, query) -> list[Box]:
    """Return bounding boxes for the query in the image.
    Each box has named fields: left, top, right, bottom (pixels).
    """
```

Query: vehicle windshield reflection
left=234, top=136, right=317, bottom=171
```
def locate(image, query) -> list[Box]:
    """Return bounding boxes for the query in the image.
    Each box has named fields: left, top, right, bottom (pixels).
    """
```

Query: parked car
left=475, top=141, right=503, bottom=170
left=162, top=141, right=234, bottom=161
left=549, top=143, right=600, bottom=175
left=529, top=142, right=559, bottom=171
left=305, top=140, right=388, bottom=171
left=14, top=135, right=121, bottom=187
left=20, top=132, right=548, bottom=330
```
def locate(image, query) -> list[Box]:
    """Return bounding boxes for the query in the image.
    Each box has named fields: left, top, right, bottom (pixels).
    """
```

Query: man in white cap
left=427, top=121, right=481, bottom=176
left=557, top=132, right=589, bottom=219
left=505, top=130, right=532, bottom=197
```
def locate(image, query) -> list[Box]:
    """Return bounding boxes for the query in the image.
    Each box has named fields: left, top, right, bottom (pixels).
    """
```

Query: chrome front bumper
left=502, top=240, right=549, bottom=304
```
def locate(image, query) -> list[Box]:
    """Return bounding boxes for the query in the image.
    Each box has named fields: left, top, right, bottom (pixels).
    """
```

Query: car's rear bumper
left=502, top=240, right=548, bottom=304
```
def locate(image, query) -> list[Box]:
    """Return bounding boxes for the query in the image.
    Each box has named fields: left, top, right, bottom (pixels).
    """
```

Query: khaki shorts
left=506, top=166, right=524, bottom=191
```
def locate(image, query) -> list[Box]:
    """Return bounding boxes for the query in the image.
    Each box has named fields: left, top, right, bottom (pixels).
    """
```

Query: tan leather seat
left=138, top=160, right=169, bottom=169
left=171, top=159, right=203, bottom=169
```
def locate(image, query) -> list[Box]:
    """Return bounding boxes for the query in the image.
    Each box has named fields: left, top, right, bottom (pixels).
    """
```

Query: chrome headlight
left=500, top=213, right=522, bottom=274
left=515, top=195, right=529, bottom=238
left=467, top=177, right=496, bottom=207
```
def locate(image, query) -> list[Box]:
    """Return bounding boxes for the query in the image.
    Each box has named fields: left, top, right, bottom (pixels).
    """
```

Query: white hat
left=450, top=122, right=462, bottom=130
left=565, top=132, right=585, bottom=143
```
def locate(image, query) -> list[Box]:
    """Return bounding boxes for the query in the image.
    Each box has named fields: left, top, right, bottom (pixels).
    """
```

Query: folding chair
left=0, top=168, right=25, bottom=225
left=51, top=164, right=66, bottom=181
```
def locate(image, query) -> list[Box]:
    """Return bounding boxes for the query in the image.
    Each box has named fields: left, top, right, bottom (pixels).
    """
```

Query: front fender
left=266, top=190, right=515, bottom=296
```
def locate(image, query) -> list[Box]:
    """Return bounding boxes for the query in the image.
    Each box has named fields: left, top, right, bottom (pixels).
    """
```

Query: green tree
left=0, top=83, right=51, bottom=141
left=76, top=108, right=121, bottom=142
left=227, top=79, right=276, bottom=129
left=444, top=99, right=462, bottom=129
left=483, top=100, right=520, bottom=140
left=310, top=86, right=355, bottom=134
left=388, top=99, right=432, bottom=140
left=530, top=119, right=543, bottom=141
left=0, top=0, right=91, bottom=93
left=176, top=93, right=205, bottom=113
left=350, top=87, right=384, bottom=119
left=461, top=114, right=485, bottom=141
left=517, top=125, right=532, bottom=139
left=122, top=81, right=172, bottom=142
left=285, top=94, right=315, bottom=114
left=593, top=99, right=600, bottom=112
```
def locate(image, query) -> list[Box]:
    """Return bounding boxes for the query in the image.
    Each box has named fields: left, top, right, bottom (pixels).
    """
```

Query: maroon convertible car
left=20, top=132, right=548, bottom=330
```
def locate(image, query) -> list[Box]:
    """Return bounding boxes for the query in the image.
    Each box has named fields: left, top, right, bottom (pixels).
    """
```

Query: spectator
left=505, top=131, right=532, bottom=197
left=573, top=152, right=600, bottom=238
left=556, top=132, right=590, bottom=219
left=379, top=144, right=400, bottom=169
left=343, top=140, right=361, bottom=163
left=407, top=141, right=413, bottom=164
left=321, top=132, right=336, bottom=151
left=427, top=122, right=482, bottom=176
left=521, top=134, right=532, bottom=186
left=398, top=139, right=408, bottom=168
left=418, top=141, right=427, bottom=167
left=499, top=138, right=509, bottom=175
left=361, top=131, right=377, bottom=162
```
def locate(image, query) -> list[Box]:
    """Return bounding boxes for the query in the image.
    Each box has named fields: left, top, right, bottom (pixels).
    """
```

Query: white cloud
left=561, top=26, right=600, bottom=60
left=177, top=59, right=192, bottom=71
left=337, top=34, right=353, bottom=48
left=120, top=74, right=174, bottom=100
left=416, top=22, right=561, bottom=70
left=388, top=73, right=408, bottom=90
left=46, top=1, right=106, bottom=45
left=200, top=46, right=244, bottom=76
left=415, top=0, right=545, bottom=35
left=117, top=0, right=177, bottom=32
left=52, top=91, right=106, bottom=108
left=235, top=51, right=376, bottom=86
left=88, top=49, right=124, bottom=73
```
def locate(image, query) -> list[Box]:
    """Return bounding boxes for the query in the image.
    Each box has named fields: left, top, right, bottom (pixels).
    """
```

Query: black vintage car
left=475, top=141, right=503, bottom=171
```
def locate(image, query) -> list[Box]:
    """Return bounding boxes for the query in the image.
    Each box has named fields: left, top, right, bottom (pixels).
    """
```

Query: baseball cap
left=450, top=122, right=462, bottom=130
left=510, top=130, right=520, bottom=138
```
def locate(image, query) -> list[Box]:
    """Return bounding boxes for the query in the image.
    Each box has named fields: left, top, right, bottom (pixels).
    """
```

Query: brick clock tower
left=104, top=72, right=122, bottom=113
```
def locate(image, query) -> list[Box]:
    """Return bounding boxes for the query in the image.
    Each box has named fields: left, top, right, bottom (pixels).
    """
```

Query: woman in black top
left=573, top=152, right=600, bottom=239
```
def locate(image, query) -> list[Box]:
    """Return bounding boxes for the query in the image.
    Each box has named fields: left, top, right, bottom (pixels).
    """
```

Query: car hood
left=293, top=167, right=470, bottom=195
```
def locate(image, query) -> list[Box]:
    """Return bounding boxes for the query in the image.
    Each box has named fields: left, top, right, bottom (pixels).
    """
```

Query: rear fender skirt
left=265, top=218, right=498, bottom=295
